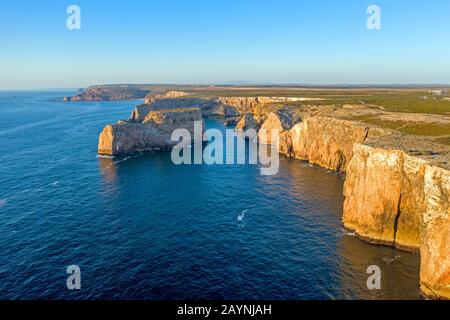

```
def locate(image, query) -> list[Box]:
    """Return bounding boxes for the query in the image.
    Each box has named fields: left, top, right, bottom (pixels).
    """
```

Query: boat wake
left=237, top=209, right=248, bottom=222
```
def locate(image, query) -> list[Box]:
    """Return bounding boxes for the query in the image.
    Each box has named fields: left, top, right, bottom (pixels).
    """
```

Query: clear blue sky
left=1, top=0, right=449, bottom=89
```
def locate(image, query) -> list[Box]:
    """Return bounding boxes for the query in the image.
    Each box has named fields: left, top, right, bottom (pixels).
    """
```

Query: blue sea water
left=0, top=91, right=420, bottom=300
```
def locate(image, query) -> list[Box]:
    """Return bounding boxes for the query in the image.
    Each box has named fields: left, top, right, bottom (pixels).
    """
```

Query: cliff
left=421, top=164, right=450, bottom=299
left=235, top=113, right=264, bottom=132
left=288, top=117, right=390, bottom=172
left=136, top=94, right=301, bottom=124
left=98, top=108, right=204, bottom=156
left=258, top=110, right=295, bottom=146
left=343, top=139, right=449, bottom=298
left=71, top=85, right=150, bottom=101
left=343, top=144, right=425, bottom=250
left=255, top=109, right=449, bottom=299
left=144, top=90, right=190, bottom=104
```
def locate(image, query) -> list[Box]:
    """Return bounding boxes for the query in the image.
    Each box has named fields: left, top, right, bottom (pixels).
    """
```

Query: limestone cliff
left=144, top=90, right=190, bottom=104
left=258, top=110, right=295, bottom=146
left=342, top=137, right=449, bottom=298
left=252, top=110, right=449, bottom=299
left=71, top=85, right=149, bottom=101
left=235, top=113, right=264, bottom=132
left=218, top=97, right=276, bottom=115
left=98, top=109, right=204, bottom=156
left=342, top=144, right=425, bottom=250
left=138, top=94, right=300, bottom=124
left=420, top=164, right=450, bottom=299
left=289, top=117, right=388, bottom=172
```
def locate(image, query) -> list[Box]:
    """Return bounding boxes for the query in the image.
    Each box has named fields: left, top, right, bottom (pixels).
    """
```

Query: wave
left=97, top=155, right=114, bottom=159
left=382, top=255, right=402, bottom=265
left=341, top=228, right=355, bottom=237
left=0, top=116, right=65, bottom=136
left=0, top=198, right=7, bottom=207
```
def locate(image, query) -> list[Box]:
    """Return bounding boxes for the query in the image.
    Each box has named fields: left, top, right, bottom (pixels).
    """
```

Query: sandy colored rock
left=343, top=141, right=449, bottom=299
left=258, top=110, right=295, bottom=145
left=420, top=165, right=450, bottom=299
left=130, top=104, right=152, bottom=122
left=342, top=144, right=425, bottom=250
left=235, top=113, right=263, bottom=132
left=98, top=108, right=204, bottom=156
left=289, top=117, right=383, bottom=172
left=144, top=90, right=190, bottom=104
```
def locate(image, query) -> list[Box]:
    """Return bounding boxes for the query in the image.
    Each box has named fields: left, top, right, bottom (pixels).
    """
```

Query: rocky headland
left=69, top=85, right=151, bottom=101
left=96, top=90, right=449, bottom=299
left=98, top=108, right=204, bottom=156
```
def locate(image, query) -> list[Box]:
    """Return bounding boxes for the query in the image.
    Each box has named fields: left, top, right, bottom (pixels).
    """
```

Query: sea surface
left=0, top=91, right=420, bottom=300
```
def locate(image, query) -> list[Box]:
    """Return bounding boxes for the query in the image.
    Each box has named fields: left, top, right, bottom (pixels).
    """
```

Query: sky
left=0, top=0, right=450, bottom=89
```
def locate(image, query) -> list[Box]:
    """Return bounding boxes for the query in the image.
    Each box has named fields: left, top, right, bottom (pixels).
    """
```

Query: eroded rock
left=258, top=110, right=295, bottom=145
left=342, top=141, right=449, bottom=299
left=342, top=144, right=425, bottom=250
left=235, top=113, right=263, bottom=132
left=421, top=165, right=450, bottom=299
left=98, top=108, right=204, bottom=156
left=288, top=117, right=384, bottom=172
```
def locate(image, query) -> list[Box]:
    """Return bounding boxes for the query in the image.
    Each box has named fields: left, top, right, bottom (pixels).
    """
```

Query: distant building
left=429, top=89, right=448, bottom=96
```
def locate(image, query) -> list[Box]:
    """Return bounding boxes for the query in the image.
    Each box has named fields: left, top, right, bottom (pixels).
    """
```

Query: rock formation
left=343, top=142, right=449, bottom=298
left=343, top=144, right=425, bottom=250
left=71, top=85, right=149, bottom=101
left=421, top=164, right=450, bottom=299
left=132, top=94, right=286, bottom=124
left=144, top=90, right=190, bottom=104
left=258, top=110, right=295, bottom=145
left=98, top=108, right=204, bottom=156
left=235, top=113, right=264, bottom=132
left=288, top=117, right=388, bottom=172
left=256, top=110, right=449, bottom=299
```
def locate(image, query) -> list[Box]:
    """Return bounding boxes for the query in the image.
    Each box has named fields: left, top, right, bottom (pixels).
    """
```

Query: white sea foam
left=114, top=156, right=132, bottom=164
left=341, top=228, right=355, bottom=237
left=382, top=255, right=402, bottom=265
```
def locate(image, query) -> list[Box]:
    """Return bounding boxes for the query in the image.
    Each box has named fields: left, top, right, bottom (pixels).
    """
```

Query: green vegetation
left=350, top=114, right=450, bottom=138
left=185, top=88, right=450, bottom=115
left=356, top=94, right=450, bottom=114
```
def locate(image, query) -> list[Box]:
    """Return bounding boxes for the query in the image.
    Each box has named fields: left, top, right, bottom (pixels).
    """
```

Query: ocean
left=0, top=91, right=420, bottom=299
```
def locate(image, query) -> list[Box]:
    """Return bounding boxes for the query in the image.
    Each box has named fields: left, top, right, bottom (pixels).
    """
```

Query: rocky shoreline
left=96, top=91, right=449, bottom=299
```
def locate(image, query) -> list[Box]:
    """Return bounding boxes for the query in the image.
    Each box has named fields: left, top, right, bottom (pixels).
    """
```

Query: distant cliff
left=70, top=85, right=150, bottom=101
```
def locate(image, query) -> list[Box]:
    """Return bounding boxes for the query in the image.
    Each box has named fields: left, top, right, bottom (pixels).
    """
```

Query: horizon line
left=2, top=82, right=450, bottom=91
